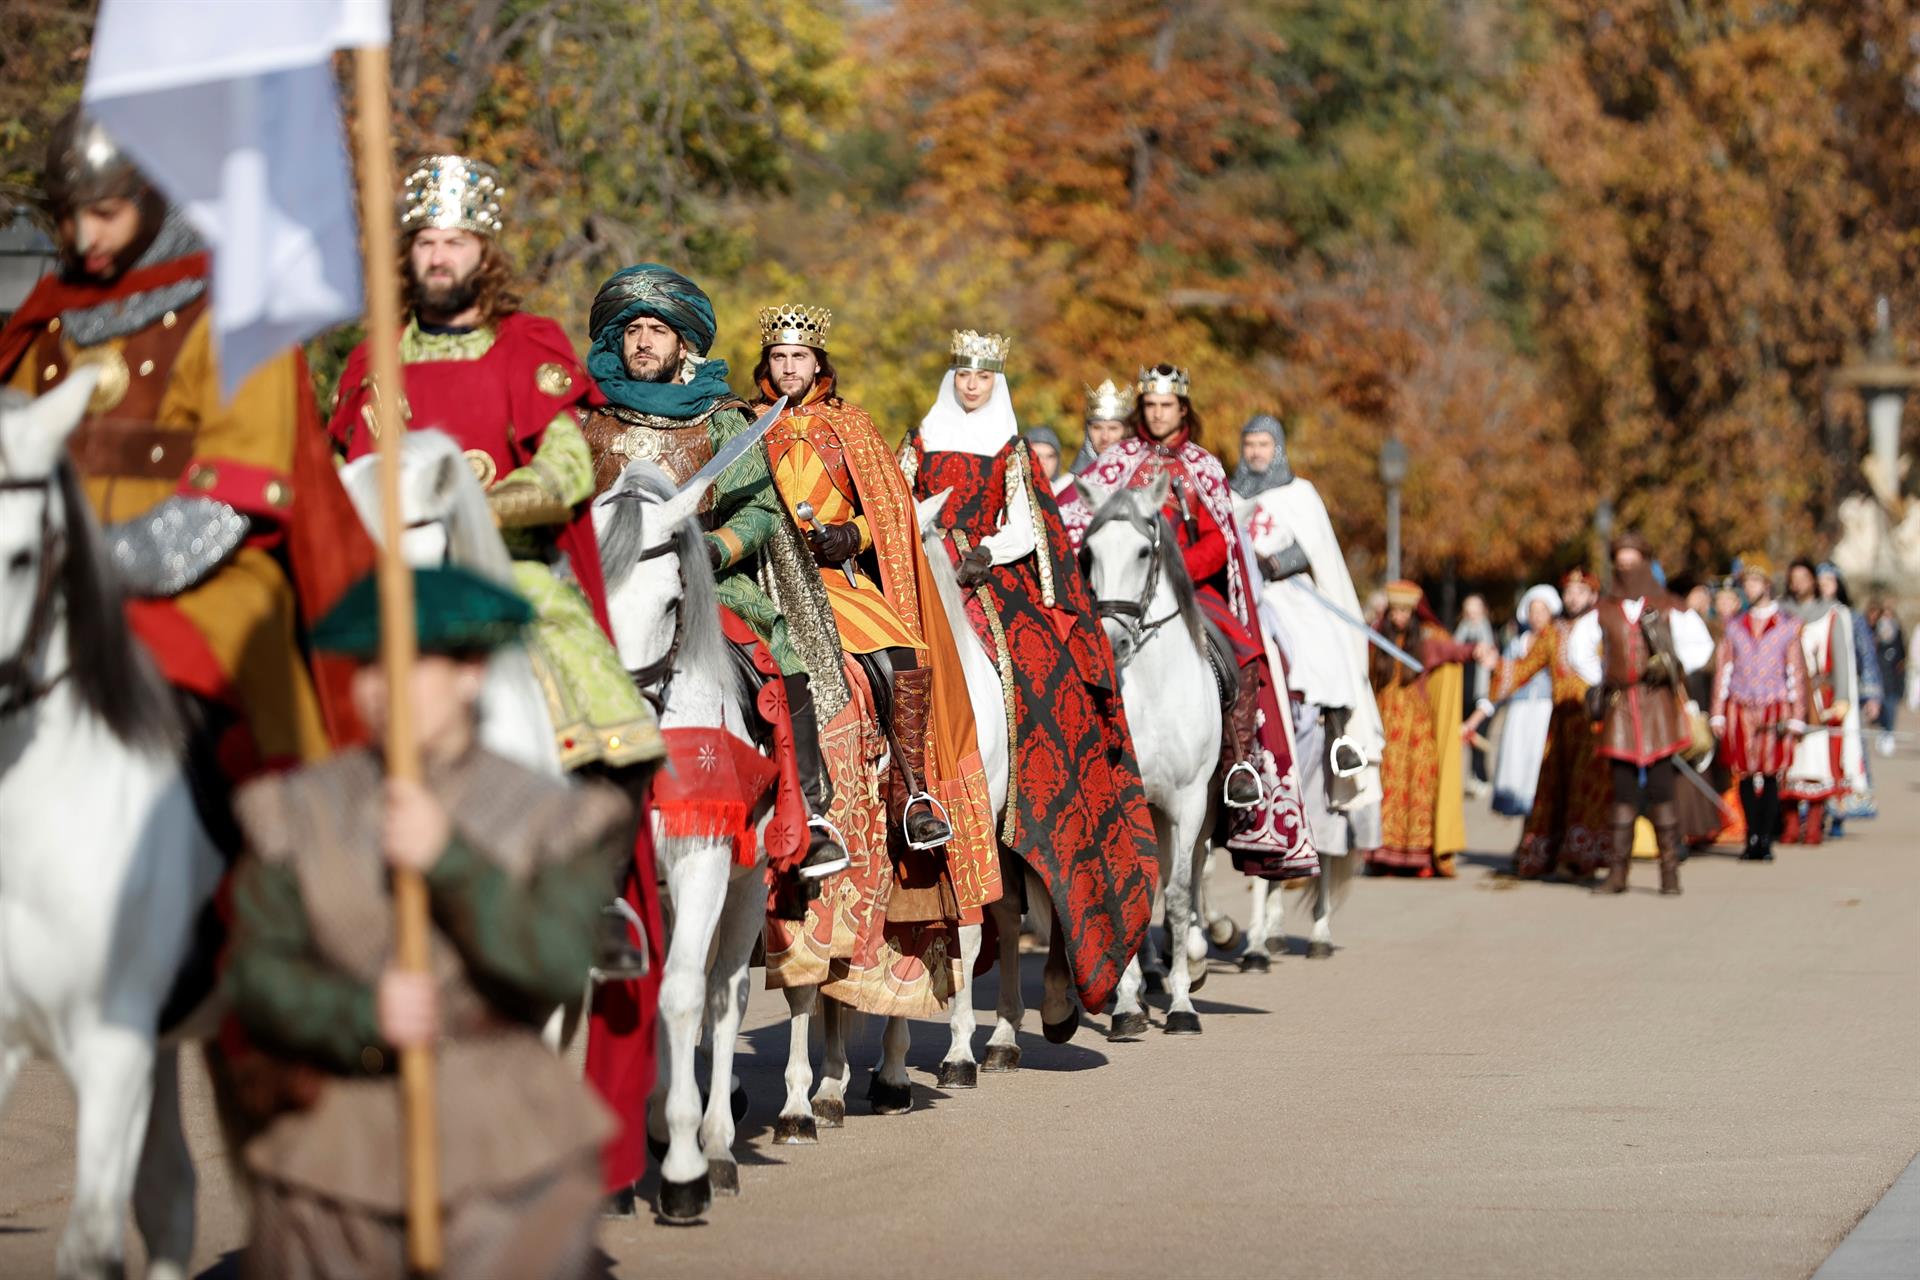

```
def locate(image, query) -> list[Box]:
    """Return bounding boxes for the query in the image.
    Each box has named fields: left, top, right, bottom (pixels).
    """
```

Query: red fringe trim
left=653, top=798, right=754, bottom=867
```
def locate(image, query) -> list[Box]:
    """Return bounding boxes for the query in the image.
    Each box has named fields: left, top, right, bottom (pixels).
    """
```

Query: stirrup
left=797, top=815, right=851, bottom=880
left=1222, top=761, right=1264, bottom=808
left=591, top=898, right=651, bottom=983
left=901, top=791, right=953, bottom=851
left=1329, top=735, right=1368, bottom=779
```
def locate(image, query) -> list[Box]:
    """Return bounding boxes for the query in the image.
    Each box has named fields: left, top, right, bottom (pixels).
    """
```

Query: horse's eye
left=7, top=550, right=29, bottom=574
left=1136, top=546, right=1150, bottom=560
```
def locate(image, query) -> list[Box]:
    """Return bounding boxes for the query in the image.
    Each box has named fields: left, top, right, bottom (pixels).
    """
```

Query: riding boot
left=1594, top=811, right=1634, bottom=895
left=887, top=666, right=952, bottom=848
left=1651, top=801, right=1682, bottom=896
left=1222, top=672, right=1264, bottom=808
left=1754, top=775, right=1780, bottom=861
left=784, top=673, right=849, bottom=881
left=1738, top=777, right=1761, bottom=860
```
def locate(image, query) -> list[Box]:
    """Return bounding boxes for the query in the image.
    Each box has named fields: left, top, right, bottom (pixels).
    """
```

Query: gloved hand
left=955, top=545, right=993, bottom=588
left=807, top=521, right=863, bottom=565
left=706, top=537, right=725, bottom=571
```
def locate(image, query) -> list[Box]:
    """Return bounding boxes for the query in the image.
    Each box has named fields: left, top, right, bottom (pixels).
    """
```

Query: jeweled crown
left=400, top=154, right=505, bottom=237
left=950, top=329, right=1011, bottom=372
left=1136, top=364, right=1192, bottom=398
left=759, top=303, right=832, bottom=351
left=1084, top=377, right=1136, bottom=423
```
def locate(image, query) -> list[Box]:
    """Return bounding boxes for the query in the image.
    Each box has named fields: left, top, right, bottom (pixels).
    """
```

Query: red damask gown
left=903, top=433, right=1156, bottom=1013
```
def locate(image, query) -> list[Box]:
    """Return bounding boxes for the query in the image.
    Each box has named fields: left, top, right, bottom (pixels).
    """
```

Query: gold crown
left=1084, top=377, right=1136, bottom=423
left=950, top=329, right=1011, bottom=372
left=400, top=154, right=505, bottom=237
left=1136, top=364, right=1192, bottom=398
left=759, top=303, right=832, bottom=351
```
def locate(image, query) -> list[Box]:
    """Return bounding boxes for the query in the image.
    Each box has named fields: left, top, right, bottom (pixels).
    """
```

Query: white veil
left=918, top=368, right=1020, bottom=456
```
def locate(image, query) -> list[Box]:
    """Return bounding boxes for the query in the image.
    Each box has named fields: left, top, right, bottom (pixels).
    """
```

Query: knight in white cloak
left=1230, top=414, right=1385, bottom=855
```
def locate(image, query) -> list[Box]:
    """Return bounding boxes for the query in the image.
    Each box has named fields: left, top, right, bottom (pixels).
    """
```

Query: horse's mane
left=342, top=431, right=516, bottom=587
left=600, top=461, right=729, bottom=688
left=54, top=459, right=184, bottom=752
left=1085, top=489, right=1207, bottom=653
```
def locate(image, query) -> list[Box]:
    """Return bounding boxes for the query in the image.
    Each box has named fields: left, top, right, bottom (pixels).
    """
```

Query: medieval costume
left=749, top=304, right=999, bottom=1016
left=1232, top=412, right=1384, bottom=858
left=1567, top=535, right=1715, bottom=893
left=1487, top=586, right=1560, bottom=817
left=901, top=330, right=1156, bottom=1012
left=1816, top=562, right=1880, bottom=831
left=1363, top=582, right=1474, bottom=876
left=1083, top=370, right=1316, bottom=878
left=1, top=110, right=369, bottom=775
left=326, top=155, right=656, bottom=774
left=1781, top=563, right=1860, bottom=844
left=1711, top=559, right=1812, bottom=861
left=1025, top=423, right=1094, bottom=552
left=226, top=567, right=617, bottom=1280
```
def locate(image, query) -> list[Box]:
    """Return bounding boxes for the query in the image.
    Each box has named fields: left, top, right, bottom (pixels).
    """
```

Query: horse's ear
left=1077, top=476, right=1113, bottom=513
left=426, top=450, right=464, bottom=504
left=654, top=480, right=708, bottom=538
left=916, top=488, right=952, bottom=534
left=1141, top=469, right=1171, bottom=511
left=11, top=368, right=100, bottom=470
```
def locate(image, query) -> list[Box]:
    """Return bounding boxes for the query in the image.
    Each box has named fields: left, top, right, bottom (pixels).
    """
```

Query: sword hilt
left=796, top=501, right=859, bottom=588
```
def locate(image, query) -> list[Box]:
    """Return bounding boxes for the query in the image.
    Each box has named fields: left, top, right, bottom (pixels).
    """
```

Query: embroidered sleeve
left=704, top=412, right=780, bottom=571
left=982, top=443, right=1038, bottom=567
left=1712, top=633, right=1733, bottom=719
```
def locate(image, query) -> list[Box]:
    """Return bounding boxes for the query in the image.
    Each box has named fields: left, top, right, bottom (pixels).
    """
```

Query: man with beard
left=1567, top=533, right=1715, bottom=894
left=579, top=265, right=848, bottom=882
left=1711, top=555, right=1812, bottom=861
left=1231, top=412, right=1385, bottom=863
left=1, top=109, right=368, bottom=779
left=747, top=304, right=1000, bottom=1015
left=327, top=154, right=658, bottom=779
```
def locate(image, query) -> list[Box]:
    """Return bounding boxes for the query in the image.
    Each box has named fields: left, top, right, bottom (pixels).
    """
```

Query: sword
left=674, top=394, right=787, bottom=498
left=1286, top=579, right=1425, bottom=673
left=796, top=500, right=859, bottom=588
left=1672, top=753, right=1737, bottom=824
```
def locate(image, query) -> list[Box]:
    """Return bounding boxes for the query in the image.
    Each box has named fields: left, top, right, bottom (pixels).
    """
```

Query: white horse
left=0, top=374, right=219, bottom=1279
left=1244, top=851, right=1356, bottom=965
left=1078, top=473, right=1223, bottom=1037
left=339, top=432, right=562, bottom=776
left=595, top=460, right=768, bottom=1222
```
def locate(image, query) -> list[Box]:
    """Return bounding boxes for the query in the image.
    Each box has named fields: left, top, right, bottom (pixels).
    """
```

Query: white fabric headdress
left=917, top=368, right=1020, bottom=457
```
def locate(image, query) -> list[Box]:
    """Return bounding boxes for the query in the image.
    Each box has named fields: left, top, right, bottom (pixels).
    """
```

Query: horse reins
left=0, top=474, right=68, bottom=717
left=1093, top=515, right=1182, bottom=671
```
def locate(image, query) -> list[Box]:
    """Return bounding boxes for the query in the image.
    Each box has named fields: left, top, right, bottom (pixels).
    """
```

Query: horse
left=1078, top=472, right=1223, bottom=1037
left=1243, top=851, right=1356, bottom=965
left=338, top=433, right=563, bottom=777
left=594, top=460, right=769, bottom=1223
left=0, top=373, right=218, bottom=1280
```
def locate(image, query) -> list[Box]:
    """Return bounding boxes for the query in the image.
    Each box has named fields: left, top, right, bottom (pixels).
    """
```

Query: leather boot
left=887, top=666, right=952, bottom=849
left=783, top=673, right=849, bottom=881
left=1222, top=672, right=1264, bottom=808
left=1651, top=802, right=1682, bottom=896
left=1594, top=815, right=1633, bottom=895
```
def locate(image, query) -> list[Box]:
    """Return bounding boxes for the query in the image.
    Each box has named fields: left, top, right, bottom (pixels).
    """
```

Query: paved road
left=3, top=755, right=1915, bottom=1278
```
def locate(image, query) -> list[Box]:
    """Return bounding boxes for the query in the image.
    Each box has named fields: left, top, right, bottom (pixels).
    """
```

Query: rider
left=326, top=154, right=659, bottom=774
left=900, top=329, right=1157, bottom=1016
left=0, top=109, right=368, bottom=782
left=1024, top=422, right=1092, bottom=553
left=578, top=264, right=849, bottom=883
left=1083, top=365, right=1316, bottom=877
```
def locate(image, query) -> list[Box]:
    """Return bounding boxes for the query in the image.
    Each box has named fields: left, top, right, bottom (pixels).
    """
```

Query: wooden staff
left=352, top=43, right=443, bottom=1273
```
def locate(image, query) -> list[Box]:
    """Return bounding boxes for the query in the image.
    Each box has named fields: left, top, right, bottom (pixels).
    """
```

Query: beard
left=412, top=264, right=481, bottom=319
left=626, top=347, right=681, bottom=383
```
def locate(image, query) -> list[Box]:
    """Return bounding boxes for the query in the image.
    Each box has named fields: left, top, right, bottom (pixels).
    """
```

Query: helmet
left=42, top=109, right=151, bottom=217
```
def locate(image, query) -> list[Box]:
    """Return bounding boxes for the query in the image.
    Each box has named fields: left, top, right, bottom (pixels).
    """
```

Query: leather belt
left=68, top=421, right=196, bottom=480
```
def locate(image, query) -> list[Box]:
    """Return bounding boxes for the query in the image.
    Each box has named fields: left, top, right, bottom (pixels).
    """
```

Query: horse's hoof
left=1238, top=951, right=1271, bottom=974
left=657, top=1174, right=711, bottom=1223
left=731, top=1082, right=749, bottom=1125
left=707, top=1158, right=739, bottom=1196
left=867, top=1073, right=913, bottom=1115
left=1108, top=1010, right=1150, bottom=1041
left=603, top=1185, right=640, bottom=1219
left=937, top=1060, right=978, bottom=1090
left=812, top=1097, right=846, bottom=1128
left=1306, top=940, right=1334, bottom=960
left=1143, top=970, right=1169, bottom=996
left=1188, top=960, right=1209, bottom=994
left=1208, top=916, right=1246, bottom=951
left=982, top=1043, right=1021, bottom=1072
left=1164, top=1010, right=1203, bottom=1036
left=1042, top=1005, right=1080, bottom=1044
left=772, top=1114, right=818, bottom=1144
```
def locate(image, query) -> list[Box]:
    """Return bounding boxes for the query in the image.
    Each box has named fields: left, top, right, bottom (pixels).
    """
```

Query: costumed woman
left=900, top=330, right=1157, bottom=1015
left=1484, top=585, right=1561, bottom=818
left=1362, top=581, right=1475, bottom=877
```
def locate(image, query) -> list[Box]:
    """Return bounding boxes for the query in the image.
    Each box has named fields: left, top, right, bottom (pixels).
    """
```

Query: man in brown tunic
left=224, top=566, right=623, bottom=1279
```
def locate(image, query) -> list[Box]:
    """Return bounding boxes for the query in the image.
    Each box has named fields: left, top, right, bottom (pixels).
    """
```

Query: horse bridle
left=624, top=534, right=685, bottom=714
left=1093, top=515, right=1181, bottom=670
left=0, top=474, right=67, bottom=717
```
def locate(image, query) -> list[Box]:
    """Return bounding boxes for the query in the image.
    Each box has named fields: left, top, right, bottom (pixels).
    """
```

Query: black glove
left=806, top=521, right=863, bottom=565
left=956, top=545, right=994, bottom=587
left=1259, top=543, right=1311, bottom=583
left=706, top=537, right=725, bottom=570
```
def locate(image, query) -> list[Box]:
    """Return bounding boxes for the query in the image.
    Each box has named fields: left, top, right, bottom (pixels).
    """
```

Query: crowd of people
left=1, top=112, right=1910, bottom=1276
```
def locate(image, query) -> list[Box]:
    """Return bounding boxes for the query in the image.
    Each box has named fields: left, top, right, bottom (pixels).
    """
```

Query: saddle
left=1201, top=616, right=1240, bottom=710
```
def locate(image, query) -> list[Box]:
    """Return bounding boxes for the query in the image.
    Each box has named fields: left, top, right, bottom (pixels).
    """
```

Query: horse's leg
left=132, top=1046, right=193, bottom=1280
left=813, top=997, right=850, bottom=1128
left=697, top=872, right=764, bottom=1197
left=655, top=842, right=729, bottom=1223
left=1025, top=867, right=1052, bottom=950
left=981, top=874, right=1025, bottom=1072
left=939, top=923, right=982, bottom=1089
left=0, top=1044, right=25, bottom=1115
left=1200, top=848, right=1243, bottom=953
left=1163, top=808, right=1204, bottom=1035
left=775, top=986, right=819, bottom=1144
left=1038, top=908, right=1078, bottom=1043
left=59, top=1022, right=153, bottom=1279
left=1109, top=954, right=1149, bottom=1041
left=1307, top=853, right=1339, bottom=958
left=867, top=1017, right=912, bottom=1116
left=1140, top=881, right=1168, bottom=994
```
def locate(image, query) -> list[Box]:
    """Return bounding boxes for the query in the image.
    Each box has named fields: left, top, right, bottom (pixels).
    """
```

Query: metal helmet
left=41, top=108, right=151, bottom=217
left=1241, top=412, right=1293, bottom=485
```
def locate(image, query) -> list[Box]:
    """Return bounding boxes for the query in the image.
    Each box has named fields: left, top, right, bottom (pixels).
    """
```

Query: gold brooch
left=464, top=449, right=499, bottom=488
left=68, top=346, right=131, bottom=414
left=535, top=361, right=573, bottom=397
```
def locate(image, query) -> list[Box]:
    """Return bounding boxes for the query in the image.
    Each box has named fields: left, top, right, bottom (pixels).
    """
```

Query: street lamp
left=0, top=208, right=56, bottom=321
left=1379, top=436, right=1409, bottom=582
